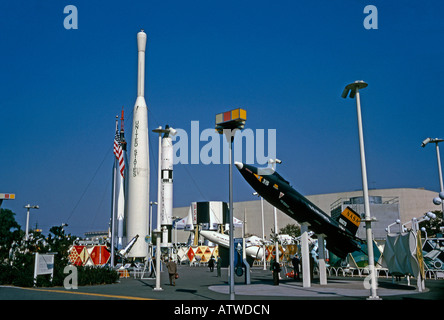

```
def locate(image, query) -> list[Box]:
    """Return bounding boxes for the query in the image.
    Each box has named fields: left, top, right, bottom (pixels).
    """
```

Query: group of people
left=271, top=254, right=303, bottom=285
left=164, top=255, right=224, bottom=286
left=150, top=253, right=307, bottom=287
left=272, top=253, right=317, bottom=285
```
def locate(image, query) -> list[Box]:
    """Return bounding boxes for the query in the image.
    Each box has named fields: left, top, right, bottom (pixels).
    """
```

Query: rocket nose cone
left=234, top=162, right=243, bottom=170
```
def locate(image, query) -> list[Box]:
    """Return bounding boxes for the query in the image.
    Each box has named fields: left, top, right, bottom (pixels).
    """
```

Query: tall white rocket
left=126, top=30, right=149, bottom=258
left=161, top=125, right=174, bottom=247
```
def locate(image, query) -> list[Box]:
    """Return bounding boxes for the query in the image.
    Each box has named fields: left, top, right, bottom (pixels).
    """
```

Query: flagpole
left=111, top=160, right=117, bottom=267
left=119, top=107, right=128, bottom=248
left=110, top=116, right=119, bottom=267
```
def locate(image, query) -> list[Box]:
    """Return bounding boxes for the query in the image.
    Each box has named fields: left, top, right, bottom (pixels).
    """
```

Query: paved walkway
left=1, top=266, right=443, bottom=301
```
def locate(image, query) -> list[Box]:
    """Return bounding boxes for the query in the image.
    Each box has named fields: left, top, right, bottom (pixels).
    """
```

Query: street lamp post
left=386, top=219, right=401, bottom=234
left=400, top=211, right=436, bottom=292
left=342, top=80, right=379, bottom=300
left=24, top=204, right=39, bottom=241
left=149, top=201, right=157, bottom=238
left=268, top=159, right=282, bottom=264
left=172, top=216, right=181, bottom=256
left=421, top=137, right=444, bottom=213
left=253, top=192, right=266, bottom=270
left=216, top=108, right=246, bottom=301
left=149, top=201, right=157, bottom=267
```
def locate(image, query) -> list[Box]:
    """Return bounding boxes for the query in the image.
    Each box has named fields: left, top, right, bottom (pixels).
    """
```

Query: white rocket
left=126, top=30, right=149, bottom=258
left=160, top=125, right=176, bottom=247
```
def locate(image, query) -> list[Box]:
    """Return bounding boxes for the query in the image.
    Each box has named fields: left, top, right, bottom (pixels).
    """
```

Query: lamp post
left=342, top=80, right=379, bottom=300
left=432, top=192, right=444, bottom=212
left=149, top=201, right=157, bottom=238
left=253, top=192, right=266, bottom=270
left=24, top=204, right=39, bottom=241
left=386, top=219, right=401, bottom=234
left=401, top=211, right=436, bottom=291
left=268, top=159, right=282, bottom=264
left=216, top=108, right=246, bottom=301
left=401, top=212, right=436, bottom=232
left=421, top=137, right=444, bottom=213
left=149, top=201, right=157, bottom=265
left=172, top=216, right=181, bottom=256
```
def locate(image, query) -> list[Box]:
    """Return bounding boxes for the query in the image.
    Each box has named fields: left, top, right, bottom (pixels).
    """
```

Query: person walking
left=166, top=257, right=177, bottom=286
left=208, top=255, right=215, bottom=272
left=291, top=254, right=300, bottom=281
left=216, top=256, right=222, bottom=277
left=272, top=260, right=281, bottom=286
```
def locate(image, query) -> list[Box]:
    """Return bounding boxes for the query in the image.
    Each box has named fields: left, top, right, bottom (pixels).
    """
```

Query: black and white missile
left=160, top=125, right=176, bottom=247
left=235, top=162, right=363, bottom=258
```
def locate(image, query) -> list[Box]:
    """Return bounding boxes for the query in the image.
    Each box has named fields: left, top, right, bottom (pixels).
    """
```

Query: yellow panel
left=239, top=109, right=246, bottom=120
left=231, top=109, right=239, bottom=120
left=215, top=113, right=223, bottom=125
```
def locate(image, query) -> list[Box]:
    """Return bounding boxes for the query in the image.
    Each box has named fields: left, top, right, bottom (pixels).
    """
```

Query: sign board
left=0, top=193, right=15, bottom=207
left=34, top=253, right=55, bottom=285
left=338, top=207, right=361, bottom=235
left=89, top=245, right=111, bottom=265
left=215, top=108, right=247, bottom=133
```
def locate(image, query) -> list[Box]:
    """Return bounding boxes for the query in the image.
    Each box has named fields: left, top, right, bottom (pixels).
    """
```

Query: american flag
left=114, top=130, right=125, bottom=177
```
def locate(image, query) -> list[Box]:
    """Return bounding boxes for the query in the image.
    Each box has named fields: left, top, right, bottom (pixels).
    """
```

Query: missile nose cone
left=235, top=162, right=243, bottom=170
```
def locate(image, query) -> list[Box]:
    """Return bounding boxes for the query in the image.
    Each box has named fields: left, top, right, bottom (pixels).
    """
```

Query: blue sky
left=0, top=0, right=443, bottom=236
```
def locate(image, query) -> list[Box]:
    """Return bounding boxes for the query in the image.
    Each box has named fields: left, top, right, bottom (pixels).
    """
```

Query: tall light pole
left=342, top=80, right=379, bottom=300
left=149, top=201, right=157, bottom=238
left=421, top=137, right=444, bottom=213
left=172, top=216, right=180, bottom=255
left=268, top=158, right=282, bottom=264
left=216, top=108, right=246, bottom=301
left=253, top=192, right=266, bottom=270
left=149, top=201, right=157, bottom=264
left=24, top=204, right=39, bottom=241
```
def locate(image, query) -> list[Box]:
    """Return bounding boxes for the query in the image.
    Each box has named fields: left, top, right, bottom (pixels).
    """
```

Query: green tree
left=46, top=225, right=73, bottom=285
left=279, top=224, right=301, bottom=238
left=419, top=210, right=443, bottom=237
left=0, top=208, right=22, bottom=262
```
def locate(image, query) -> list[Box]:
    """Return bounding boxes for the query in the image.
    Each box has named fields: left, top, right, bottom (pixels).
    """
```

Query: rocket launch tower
left=126, top=30, right=150, bottom=258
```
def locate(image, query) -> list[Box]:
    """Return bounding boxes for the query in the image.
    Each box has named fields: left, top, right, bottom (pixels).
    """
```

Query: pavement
left=1, top=265, right=443, bottom=302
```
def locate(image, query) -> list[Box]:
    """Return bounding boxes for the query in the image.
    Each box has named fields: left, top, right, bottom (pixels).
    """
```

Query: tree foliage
left=279, top=224, right=301, bottom=238
left=0, top=208, right=119, bottom=287
left=419, top=210, right=443, bottom=237
left=0, top=209, right=22, bottom=263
